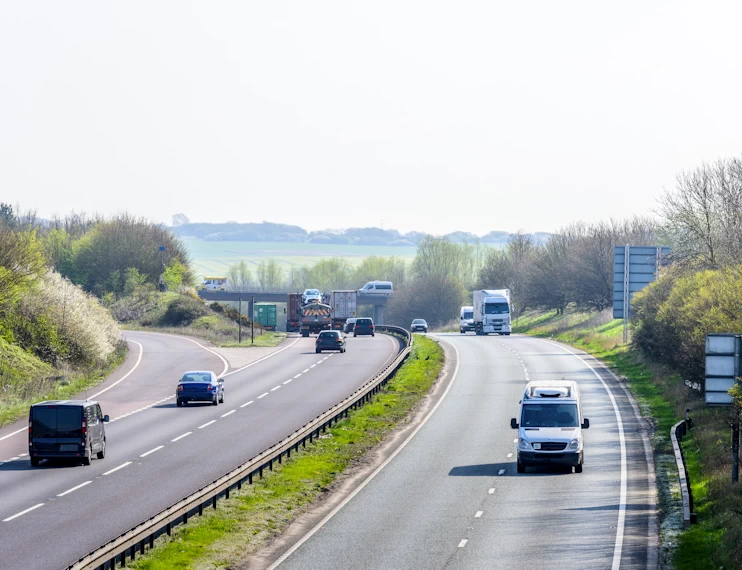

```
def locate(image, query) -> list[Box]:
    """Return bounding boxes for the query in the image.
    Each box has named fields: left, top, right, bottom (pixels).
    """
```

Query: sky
left=2, top=1, right=742, bottom=236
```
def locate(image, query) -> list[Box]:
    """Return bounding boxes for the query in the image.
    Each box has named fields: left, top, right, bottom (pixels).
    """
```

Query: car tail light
left=206, top=385, right=214, bottom=392
left=81, top=418, right=87, bottom=445
left=177, top=384, right=184, bottom=391
left=28, top=420, right=32, bottom=442
left=370, top=324, right=374, bottom=329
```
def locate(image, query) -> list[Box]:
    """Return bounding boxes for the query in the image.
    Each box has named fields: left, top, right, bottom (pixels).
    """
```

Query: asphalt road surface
left=0, top=331, right=400, bottom=570
left=269, top=334, right=656, bottom=570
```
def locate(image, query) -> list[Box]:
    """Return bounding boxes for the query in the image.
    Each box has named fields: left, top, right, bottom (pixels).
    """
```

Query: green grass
left=0, top=341, right=128, bottom=428
left=127, top=335, right=444, bottom=569
left=183, top=239, right=419, bottom=280
left=515, top=308, right=741, bottom=569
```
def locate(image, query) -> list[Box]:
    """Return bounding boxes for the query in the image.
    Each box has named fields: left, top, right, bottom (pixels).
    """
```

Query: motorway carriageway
left=263, top=334, right=657, bottom=570
left=0, top=331, right=400, bottom=570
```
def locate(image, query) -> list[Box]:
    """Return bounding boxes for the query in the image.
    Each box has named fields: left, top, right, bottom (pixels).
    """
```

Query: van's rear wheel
left=30, top=457, right=40, bottom=467
left=82, top=446, right=92, bottom=465
left=574, top=464, right=583, bottom=473
left=516, top=462, right=525, bottom=474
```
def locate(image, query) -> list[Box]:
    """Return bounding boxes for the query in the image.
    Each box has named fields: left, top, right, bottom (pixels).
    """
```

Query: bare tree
left=226, top=261, right=253, bottom=291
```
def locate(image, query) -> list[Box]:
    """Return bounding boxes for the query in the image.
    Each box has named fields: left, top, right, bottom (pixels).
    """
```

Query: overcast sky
left=2, top=1, right=742, bottom=236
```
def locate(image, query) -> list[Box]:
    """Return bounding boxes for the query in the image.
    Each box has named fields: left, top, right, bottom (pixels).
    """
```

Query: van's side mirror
left=510, top=418, right=519, bottom=429
left=103, top=415, right=110, bottom=422
left=582, top=418, right=590, bottom=429
left=218, top=378, right=224, bottom=384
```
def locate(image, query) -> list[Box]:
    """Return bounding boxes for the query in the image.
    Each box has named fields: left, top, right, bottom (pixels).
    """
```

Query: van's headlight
left=568, top=438, right=580, bottom=451
left=519, top=438, right=532, bottom=451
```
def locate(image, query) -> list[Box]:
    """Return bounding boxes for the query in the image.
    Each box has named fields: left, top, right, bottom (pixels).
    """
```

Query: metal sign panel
left=705, top=333, right=741, bottom=406
left=613, top=245, right=671, bottom=319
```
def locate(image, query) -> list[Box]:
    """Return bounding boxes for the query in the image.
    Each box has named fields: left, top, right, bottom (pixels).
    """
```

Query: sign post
left=705, top=333, right=741, bottom=482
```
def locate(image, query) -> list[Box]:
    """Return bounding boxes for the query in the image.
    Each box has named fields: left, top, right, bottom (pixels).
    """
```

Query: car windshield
left=182, top=373, right=211, bottom=383
left=484, top=302, right=509, bottom=315
left=305, top=289, right=319, bottom=295
left=412, top=320, right=425, bottom=324
left=521, top=404, right=579, bottom=428
left=319, top=332, right=337, bottom=337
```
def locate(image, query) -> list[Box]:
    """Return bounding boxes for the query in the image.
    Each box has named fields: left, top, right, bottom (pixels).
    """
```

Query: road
left=0, top=331, right=400, bottom=570
left=269, top=334, right=656, bottom=570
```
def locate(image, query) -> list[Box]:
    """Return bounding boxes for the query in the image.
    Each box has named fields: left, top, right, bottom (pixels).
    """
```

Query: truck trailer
left=472, top=289, right=512, bottom=335
left=286, top=293, right=302, bottom=332
left=330, top=290, right=358, bottom=330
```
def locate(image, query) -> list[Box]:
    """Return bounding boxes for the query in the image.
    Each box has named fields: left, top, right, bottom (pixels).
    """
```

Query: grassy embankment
left=120, top=291, right=286, bottom=348
left=126, top=334, right=443, bottom=570
left=514, top=310, right=739, bottom=569
left=0, top=338, right=127, bottom=429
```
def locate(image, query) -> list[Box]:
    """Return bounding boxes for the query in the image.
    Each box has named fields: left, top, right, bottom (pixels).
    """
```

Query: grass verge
left=127, top=335, right=443, bottom=570
left=514, top=309, right=739, bottom=569
left=0, top=341, right=128, bottom=428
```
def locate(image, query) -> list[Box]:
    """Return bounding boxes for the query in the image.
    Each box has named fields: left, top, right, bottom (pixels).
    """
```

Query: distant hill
left=171, top=222, right=551, bottom=246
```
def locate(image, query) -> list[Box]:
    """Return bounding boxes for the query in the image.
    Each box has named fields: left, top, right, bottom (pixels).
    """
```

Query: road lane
left=0, top=332, right=400, bottom=570
left=270, top=334, right=655, bottom=570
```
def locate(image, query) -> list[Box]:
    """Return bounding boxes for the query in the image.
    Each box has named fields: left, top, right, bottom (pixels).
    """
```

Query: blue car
left=176, top=371, right=225, bottom=406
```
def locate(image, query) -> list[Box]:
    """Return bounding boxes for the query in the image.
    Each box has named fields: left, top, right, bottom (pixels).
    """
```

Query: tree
left=0, top=226, right=45, bottom=310
left=226, top=261, right=253, bottom=291
left=353, top=256, right=408, bottom=289
left=172, top=213, right=190, bottom=227
left=256, top=259, right=286, bottom=291
left=412, top=236, right=472, bottom=281
left=386, top=275, right=467, bottom=329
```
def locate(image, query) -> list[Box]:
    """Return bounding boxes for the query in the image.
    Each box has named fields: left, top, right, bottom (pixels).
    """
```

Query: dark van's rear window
left=32, top=407, right=82, bottom=438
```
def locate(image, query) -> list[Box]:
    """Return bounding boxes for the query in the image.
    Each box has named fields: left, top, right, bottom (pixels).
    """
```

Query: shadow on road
left=449, top=462, right=574, bottom=477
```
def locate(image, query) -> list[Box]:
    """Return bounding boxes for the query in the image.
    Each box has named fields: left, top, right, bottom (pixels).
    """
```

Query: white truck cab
left=473, top=289, right=511, bottom=335
left=510, top=380, right=590, bottom=473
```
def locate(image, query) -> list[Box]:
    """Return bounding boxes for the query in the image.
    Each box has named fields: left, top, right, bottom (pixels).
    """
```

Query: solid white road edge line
left=171, top=432, right=192, bottom=442
left=140, top=445, right=164, bottom=457
left=3, top=503, right=44, bottom=522
left=198, top=420, right=217, bottom=429
left=90, top=340, right=144, bottom=399
left=543, top=340, right=627, bottom=570
left=266, top=340, right=462, bottom=570
left=57, top=481, right=92, bottom=497
left=103, top=461, right=132, bottom=476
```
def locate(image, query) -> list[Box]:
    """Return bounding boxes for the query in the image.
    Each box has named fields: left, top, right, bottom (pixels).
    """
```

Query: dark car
left=411, top=319, right=428, bottom=333
left=316, top=330, right=346, bottom=353
left=177, top=371, right=225, bottom=406
left=353, top=317, right=375, bottom=337
left=344, top=317, right=357, bottom=333
left=29, top=400, right=109, bottom=466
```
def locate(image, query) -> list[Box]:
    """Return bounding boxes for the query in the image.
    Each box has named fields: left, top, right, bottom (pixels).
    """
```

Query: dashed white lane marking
left=488, top=488, right=495, bottom=494
left=240, top=401, right=254, bottom=408
left=103, top=461, right=132, bottom=476
left=513, top=439, right=518, bottom=443
left=140, top=445, right=164, bottom=457
left=221, top=410, right=236, bottom=418
left=171, top=432, right=192, bottom=442
left=198, top=420, right=217, bottom=429
left=458, top=539, right=468, bottom=548
left=317, top=360, right=323, bottom=364
left=283, top=379, right=293, bottom=385
left=310, top=364, right=316, bottom=368
left=3, top=503, right=44, bottom=522
left=475, top=511, right=483, bottom=518
left=302, top=368, right=310, bottom=373
left=498, top=469, right=506, bottom=475
left=57, top=481, right=92, bottom=497
left=257, top=392, right=269, bottom=399
left=507, top=453, right=513, bottom=458
left=271, top=386, right=281, bottom=392
left=293, top=374, right=302, bottom=379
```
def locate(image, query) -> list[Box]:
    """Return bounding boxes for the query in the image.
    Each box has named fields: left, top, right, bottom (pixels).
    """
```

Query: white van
left=460, top=306, right=474, bottom=333
left=359, top=281, right=393, bottom=295
left=510, top=380, right=590, bottom=473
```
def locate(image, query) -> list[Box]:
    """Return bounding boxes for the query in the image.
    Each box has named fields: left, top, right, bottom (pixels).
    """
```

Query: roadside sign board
left=613, top=246, right=671, bottom=319
left=705, top=333, right=741, bottom=406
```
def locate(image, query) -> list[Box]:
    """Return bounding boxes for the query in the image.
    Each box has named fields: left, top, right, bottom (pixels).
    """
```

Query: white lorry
left=472, top=289, right=511, bottom=335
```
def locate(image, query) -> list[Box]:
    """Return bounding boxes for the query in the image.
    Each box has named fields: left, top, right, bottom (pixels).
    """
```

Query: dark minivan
left=29, top=400, right=109, bottom=466
left=353, top=317, right=375, bottom=337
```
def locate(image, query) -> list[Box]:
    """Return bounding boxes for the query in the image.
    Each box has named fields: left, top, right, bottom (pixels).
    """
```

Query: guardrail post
left=139, top=539, right=145, bottom=557
left=166, top=522, right=171, bottom=536
left=183, top=512, right=188, bottom=525
left=249, top=472, right=253, bottom=484
left=149, top=534, right=154, bottom=549
left=213, top=496, right=217, bottom=509
left=226, top=487, right=230, bottom=499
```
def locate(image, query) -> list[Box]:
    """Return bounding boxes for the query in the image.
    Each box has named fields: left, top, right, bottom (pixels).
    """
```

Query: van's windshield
left=521, top=404, right=578, bottom=428
left=32, top=406, right=82, bottom=438
left=462, top=310, right=473, bottom=320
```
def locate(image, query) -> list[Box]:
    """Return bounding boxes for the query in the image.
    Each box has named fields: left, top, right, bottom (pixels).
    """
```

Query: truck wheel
left=302, top=331, right=309, bottom=338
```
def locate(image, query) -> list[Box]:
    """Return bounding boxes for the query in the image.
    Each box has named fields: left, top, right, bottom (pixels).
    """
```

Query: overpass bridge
left=197, top=290, right=390, bottom=324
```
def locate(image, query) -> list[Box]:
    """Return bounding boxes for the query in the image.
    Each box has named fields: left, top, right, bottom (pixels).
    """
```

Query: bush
left=162, top=296, right=209, bottom=326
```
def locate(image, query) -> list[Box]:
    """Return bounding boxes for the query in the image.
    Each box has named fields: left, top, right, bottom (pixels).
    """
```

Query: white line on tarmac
left=302, top=369, right=310, bottom=373
left=3, top=503, right=44, bottom=522
left=57, top=481, right=92, bottom=497
left=458, top=539, right=468, bottom=548
left=257, top=392, right=269, bottom=399
left=498, top=469, right=505, bottom=475
left=140, top=446, right=164, bottom=457
left=507, top=453, right=513, bottom=458
left=240, top=401, right=254, bottom=408
left=271, top=386, right=281, bottom=391
left=198, top=420, right=217, bottom=429
left=221, top=410, right=236, bottom=417
left=488, top=488, right=495, bottom=494
left=293, top=374, right=302, bottom=379
left=283, top=379, right=293, bottom=385
left=103, top=462, right=132, bottom=476
left=475, top=511, right=483, bottom=518
left=90, top=340, right=144, bottom=399
left=171, top=432, right=192, bottom=442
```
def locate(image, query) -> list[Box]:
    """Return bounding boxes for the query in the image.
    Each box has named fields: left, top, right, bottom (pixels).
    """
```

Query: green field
left=183, top=239, right=418, bottom=279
